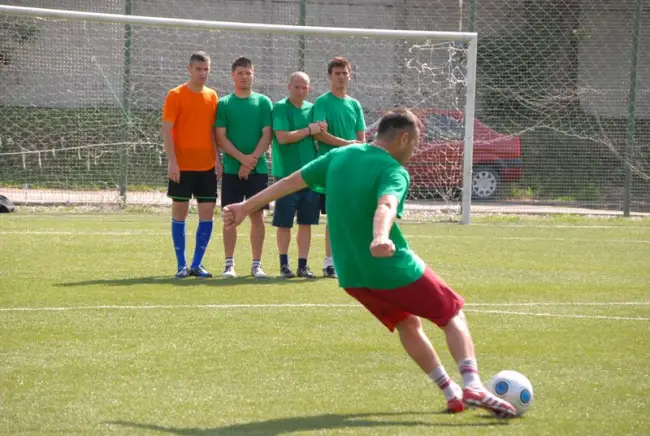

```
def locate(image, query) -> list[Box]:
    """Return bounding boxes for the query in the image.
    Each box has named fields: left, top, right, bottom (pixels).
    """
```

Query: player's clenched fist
left=370, top=237, right=395, bottom=258
left=222, top=202, right=247, bottom=229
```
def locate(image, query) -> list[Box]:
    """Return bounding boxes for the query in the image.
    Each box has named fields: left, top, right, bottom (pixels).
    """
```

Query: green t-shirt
left=271, top=98, right=317, bottom=178
left=215, top=92, right=273, bottom=175
left=301, top=144, right=425, bottom=289
left=312, top=92, right=366, bottom=157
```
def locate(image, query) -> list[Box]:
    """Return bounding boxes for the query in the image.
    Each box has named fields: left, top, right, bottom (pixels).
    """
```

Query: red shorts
left=344, top=267, right=465, bottom=331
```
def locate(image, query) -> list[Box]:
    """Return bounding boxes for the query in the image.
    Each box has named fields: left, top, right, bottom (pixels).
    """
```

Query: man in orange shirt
left=161, top=51, right=220, bottom=278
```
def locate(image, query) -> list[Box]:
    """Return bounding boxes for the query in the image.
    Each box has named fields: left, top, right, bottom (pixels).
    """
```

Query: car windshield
left=425, top=114, right=464, bottom=141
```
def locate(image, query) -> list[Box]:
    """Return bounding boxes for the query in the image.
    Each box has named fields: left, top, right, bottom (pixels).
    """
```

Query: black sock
left=279, top=254, right=289, bottom=267
left=298, top=258, right=307, bottom=269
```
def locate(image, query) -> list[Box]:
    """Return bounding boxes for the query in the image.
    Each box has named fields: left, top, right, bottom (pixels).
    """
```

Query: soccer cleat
left=297, top=266, right=316, bottom=279
left=175, top=266, right=190, bottom=279
left=462, top=387, right=517, bottom=417
left=222, top=265, right=237, bottom=278
left=251, top=264, right=267, bottom=279
left=446, top=397, right=465, bottom=414
left=446, top=382, right=465, bottom=414
left=189, top=265, right=213, bottom=278
left=323, top=265, right=337, bottom=278
left=279, top=265, right=295, bottom=279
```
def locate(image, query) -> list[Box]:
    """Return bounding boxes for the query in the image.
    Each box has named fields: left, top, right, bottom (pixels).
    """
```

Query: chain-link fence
left=1, top=0, right=648, bottom=217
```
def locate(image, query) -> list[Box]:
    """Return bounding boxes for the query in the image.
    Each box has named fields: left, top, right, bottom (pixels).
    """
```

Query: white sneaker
left=251, top=264, right=267, bottom=279
left=222, top=265, right=236, bottom=278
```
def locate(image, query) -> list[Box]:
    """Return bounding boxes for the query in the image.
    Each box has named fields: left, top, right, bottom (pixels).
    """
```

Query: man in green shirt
left=215, top=56, right=273, bottom=279
left=312, top=57, right=366, bottom=278
left=222, top=109, right=516, bottom=418
left=271, top=72, right=326, bottom=279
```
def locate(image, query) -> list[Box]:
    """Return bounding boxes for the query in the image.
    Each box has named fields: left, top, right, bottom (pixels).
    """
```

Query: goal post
left=0, top=4, right=478, bottom=223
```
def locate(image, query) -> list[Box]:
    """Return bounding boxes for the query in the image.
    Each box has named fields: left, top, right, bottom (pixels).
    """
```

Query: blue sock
left=279, top=254, right=289, bottom=268
left=171, top=219, right=187, bottom=270
left=298, top=258, right=307, bottom=269
left=191, top=219, right=214, bottom=269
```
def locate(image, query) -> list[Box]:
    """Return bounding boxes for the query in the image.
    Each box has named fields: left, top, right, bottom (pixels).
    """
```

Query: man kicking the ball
left=222, top=109, right=516, bottom=417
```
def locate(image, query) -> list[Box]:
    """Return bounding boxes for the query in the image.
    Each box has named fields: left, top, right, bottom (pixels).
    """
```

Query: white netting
left=0, top=3, right=474, bottom=218
left=2, top=0, right=649, bottom=217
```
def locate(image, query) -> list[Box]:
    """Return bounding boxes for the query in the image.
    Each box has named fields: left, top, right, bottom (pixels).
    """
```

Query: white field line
left=468, top=302, right=650, bottom=307
left=0, top=302, right=648, bottom=321
left=467, top=309, right=650, bottom=321
left=1, top=230, right=649, bottom=244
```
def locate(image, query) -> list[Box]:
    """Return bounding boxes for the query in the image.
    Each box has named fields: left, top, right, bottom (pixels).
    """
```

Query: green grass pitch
left=1, top=212, right=649, bottom=435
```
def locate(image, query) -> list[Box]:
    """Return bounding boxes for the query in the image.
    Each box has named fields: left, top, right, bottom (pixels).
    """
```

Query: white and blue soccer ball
left=487, top=370, right=534, bottom=417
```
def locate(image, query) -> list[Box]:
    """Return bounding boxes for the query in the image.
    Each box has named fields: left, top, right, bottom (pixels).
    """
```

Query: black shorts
left=221, top=173, right=269, bottom=209
left=319, top=194, right=327, bottom=215
left=167, top=168, right=217, bottom=203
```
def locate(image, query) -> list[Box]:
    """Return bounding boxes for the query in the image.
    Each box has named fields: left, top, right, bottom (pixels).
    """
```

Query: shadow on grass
left=56, top=275, right=326, bottom=288
left=106, top=411, right=508, bottom=435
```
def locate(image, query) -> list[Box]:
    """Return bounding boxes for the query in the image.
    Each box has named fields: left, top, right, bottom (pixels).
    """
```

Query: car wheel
left=472, top=166, right=501, bottom=200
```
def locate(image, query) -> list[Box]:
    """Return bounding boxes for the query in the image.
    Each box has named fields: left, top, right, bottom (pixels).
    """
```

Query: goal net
left=0, top=4, right=477, bottom=222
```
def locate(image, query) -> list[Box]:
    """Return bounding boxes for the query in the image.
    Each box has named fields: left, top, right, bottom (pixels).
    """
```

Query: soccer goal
left=0, top=4, right=478, bottom=223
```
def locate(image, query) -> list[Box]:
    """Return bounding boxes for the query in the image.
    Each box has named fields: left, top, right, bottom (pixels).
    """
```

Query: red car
left=366, top=109, right=523, bottom=200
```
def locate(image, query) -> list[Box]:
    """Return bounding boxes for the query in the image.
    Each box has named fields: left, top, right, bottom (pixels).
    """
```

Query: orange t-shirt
left=162, top=84, right=218, bottom=171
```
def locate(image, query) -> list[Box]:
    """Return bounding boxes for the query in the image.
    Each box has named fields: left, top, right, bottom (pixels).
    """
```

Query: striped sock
left=458, top=358, right=482, bottom=389
left=252, top=259, right=261, bottom=269
left=428, top=366, right=457, bottom=401
left=225, top=257, right=234, bottom=268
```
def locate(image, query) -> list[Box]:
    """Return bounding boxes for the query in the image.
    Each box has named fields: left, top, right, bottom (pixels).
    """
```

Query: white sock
left=252, top=259, right=261, bottom=268
left=458, top=358, right=482, bottom=389
left=428, top=366, right=458, bottom=401
left=225, top=257, right=234, bottom=268
left=323, top=256, right=333, bottom=268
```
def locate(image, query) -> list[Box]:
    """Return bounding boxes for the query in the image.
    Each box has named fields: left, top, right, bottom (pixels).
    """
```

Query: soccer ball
left=487, top=370, right=534, bottom=417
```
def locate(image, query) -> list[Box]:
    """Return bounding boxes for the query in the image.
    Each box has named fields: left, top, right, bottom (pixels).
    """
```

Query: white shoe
left=222, top=265, right=236, bottom=278
left=251, top=264, right=267, bottom=279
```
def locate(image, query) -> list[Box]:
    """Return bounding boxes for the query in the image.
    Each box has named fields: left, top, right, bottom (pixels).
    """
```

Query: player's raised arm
left=223, top=170, right=307, bottom=229
left=224, top=149, right=332, bottom=229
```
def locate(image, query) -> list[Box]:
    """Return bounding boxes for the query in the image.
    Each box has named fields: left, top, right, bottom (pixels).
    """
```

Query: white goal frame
left=0, top=4, right=478, bottom=224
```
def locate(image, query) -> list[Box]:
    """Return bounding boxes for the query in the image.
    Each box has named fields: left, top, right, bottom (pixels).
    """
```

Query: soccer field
left=1, top=212, right=649, bottom=435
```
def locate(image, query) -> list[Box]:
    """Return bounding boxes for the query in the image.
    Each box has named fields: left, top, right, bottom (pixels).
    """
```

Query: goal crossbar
left=0, top=5, right=476, bottom=42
